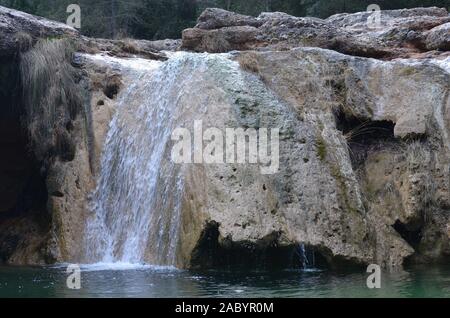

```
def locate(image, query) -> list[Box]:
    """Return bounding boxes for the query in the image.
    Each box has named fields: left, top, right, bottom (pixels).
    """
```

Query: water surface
left=1, top=264, right=449, bottom=298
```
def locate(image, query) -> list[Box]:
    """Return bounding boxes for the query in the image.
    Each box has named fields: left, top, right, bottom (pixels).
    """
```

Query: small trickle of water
left=299, top=244, right=308, bottom=268
left=298, top=243, right=316, bottom=270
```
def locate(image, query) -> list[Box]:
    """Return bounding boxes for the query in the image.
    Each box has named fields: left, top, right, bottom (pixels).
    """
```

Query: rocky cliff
left=183, top=7, right=450, bottom=59
left=0, top=5, right=448, bottom=269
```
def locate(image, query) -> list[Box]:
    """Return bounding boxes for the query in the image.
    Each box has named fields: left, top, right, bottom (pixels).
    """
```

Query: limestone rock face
left=426, top=23, right=450, bottom=50
left=182, top=7, right=450, bottom=59
left=169, top=47, right=449, bottom=269
left=181, top=53, right=370, bottom=267
left=239, top=48, right=449, bottom=267
left=182, top=25, right=259, bottom=53
left=195, top=8, right=262, bottom=30
left=0, top=6, right=78, bottom=58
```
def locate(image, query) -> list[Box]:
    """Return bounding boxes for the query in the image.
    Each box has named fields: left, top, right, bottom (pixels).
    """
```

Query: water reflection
left=0, top=265, right=450, bottom=298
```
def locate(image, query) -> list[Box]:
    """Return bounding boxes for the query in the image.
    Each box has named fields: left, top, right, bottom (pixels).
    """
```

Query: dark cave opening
left=334, top=110, right=397, bottom=167
left=0, top=58, right=50, bottom=263
left=190, top=221, right=329, bottom=270
left=392, top=220, right=423, bottom=250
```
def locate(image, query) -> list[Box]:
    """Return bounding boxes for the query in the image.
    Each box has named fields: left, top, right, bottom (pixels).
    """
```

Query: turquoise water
left=0, top=264, right=449, bottom=298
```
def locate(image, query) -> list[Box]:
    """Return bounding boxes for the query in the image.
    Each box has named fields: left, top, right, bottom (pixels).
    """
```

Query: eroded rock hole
left=392, top=220, right=423, bottom=250
left=190, top=221, right=328, bottom=270
left=103, top=75, right=122, bottom=99
left=335, top=111, right=397, bottom=166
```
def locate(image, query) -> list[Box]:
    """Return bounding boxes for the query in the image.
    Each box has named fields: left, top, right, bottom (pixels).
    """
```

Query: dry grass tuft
left=119, top=39, right=139, bottom=54
left=19, top=38, right=84, bottom=162
left=406, top=140, right=429, bottom=171
left=14, top=32, right=33, bottom=53
left=237, top=52, right=260, bottom=74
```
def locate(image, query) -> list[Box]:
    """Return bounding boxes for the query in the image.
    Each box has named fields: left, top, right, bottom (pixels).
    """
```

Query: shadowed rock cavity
left=334, top=110, right=397, bottom=167
left=0, top=58, right=51, bottom=264
left=393, top=219, right=423, bottom=250
left=190, top=221, right=330, bottom=270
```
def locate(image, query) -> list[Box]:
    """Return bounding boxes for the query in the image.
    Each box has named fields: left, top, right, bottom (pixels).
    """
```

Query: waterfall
left=298, top=243, right=316, bottom=270
left=82, top=51, right=276, bottom=266
left=83, top=52, right=211, bottom=265
left=299, top=244, right=308, bottom=269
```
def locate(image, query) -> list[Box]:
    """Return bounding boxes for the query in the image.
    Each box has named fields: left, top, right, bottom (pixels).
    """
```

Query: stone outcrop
left=426, top=22, right=450, bottom=50
left=78, top=37, right=170, bottom=60
left=195, top=8, right=263, bottom=30
left=0, top=5, right=448, bottom=269
left=182, top=7, right=450, bottom=59
left=230, top=48, right=449, bottom=267
left=0, top=5, right=170, bottom=61
left=162, top=46, right=449, bottom=269
left=0, top=6, right=78, bottom=58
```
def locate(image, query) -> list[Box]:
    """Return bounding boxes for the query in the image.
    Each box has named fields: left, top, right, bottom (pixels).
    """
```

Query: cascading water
left=82, top=53, right=196, bottom=265
left=297, top=243, right=316, bottom=270
left=81, top=51, right=321, bottom=272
